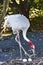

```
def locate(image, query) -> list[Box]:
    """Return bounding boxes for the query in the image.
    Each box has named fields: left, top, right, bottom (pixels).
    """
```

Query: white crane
left=1, top=14, right=35, bottom=61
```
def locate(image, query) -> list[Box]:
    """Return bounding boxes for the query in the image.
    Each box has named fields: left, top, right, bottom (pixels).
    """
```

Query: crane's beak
left=31, top=48, right=35, bottom=57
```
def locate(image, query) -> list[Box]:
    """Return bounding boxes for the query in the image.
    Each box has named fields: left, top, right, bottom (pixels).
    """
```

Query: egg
left=28, top=58, right=32, bottom=62
left=22, top=59, right=27, bottom=62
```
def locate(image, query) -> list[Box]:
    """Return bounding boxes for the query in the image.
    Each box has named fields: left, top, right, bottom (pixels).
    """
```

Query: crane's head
left=29, top=41, right=35, bottom=55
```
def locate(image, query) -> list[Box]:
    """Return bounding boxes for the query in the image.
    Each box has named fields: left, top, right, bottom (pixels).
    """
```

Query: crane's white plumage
left=4, top=14, right=30, bottom=31
left=4, top=14, right=30, bottom=41
left=3, top=14, right=35, bottom=50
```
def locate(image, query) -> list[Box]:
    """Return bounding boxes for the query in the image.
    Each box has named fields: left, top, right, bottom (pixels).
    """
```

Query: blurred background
left=0, top=0, right=43, bottom=33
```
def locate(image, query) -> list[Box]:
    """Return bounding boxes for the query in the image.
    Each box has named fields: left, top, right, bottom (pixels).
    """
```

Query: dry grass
left=1, top=32, right=12, bottom=36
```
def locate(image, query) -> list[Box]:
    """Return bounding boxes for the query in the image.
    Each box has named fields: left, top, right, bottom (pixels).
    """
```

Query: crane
left=1, top=14, right=35, bottom=61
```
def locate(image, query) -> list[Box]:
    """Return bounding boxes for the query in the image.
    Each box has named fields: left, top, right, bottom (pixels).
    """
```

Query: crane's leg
left=15, top=32, right=22, bottom=60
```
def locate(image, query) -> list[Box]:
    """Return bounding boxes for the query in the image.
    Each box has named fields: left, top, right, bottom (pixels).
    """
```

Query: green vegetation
left=0, top=0, right=43, bottom=32
left=0, top=3, right=3, bottom=17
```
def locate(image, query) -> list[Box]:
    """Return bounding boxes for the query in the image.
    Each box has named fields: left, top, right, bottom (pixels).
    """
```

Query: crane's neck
left=23, top=30, right=30, bottom=42
left=23, top=30, right=35, bottom=49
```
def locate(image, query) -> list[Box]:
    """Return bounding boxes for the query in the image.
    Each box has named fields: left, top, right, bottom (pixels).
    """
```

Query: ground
left=0, top=57, right=43, bottom=65
left=0, top=32, right=43, bottom=65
